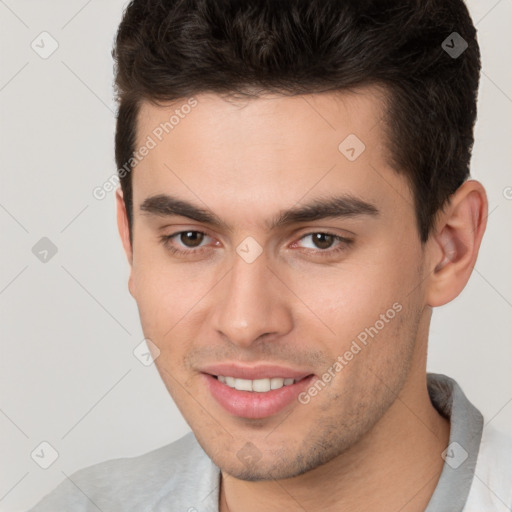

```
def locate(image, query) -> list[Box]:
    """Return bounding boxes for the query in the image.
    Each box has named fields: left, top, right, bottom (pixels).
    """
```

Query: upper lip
left=201, top=363, right=313, bottom=381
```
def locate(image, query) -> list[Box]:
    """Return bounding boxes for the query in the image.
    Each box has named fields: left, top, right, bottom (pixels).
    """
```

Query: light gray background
left=0, top=1, right=511, bottom=510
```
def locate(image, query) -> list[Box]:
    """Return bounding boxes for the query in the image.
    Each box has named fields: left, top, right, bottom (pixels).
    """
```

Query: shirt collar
left=425, top=373, right=483, bottom=511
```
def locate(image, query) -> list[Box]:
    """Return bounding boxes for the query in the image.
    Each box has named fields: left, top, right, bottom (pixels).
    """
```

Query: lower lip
left=203, top=373, right=316, bottom=419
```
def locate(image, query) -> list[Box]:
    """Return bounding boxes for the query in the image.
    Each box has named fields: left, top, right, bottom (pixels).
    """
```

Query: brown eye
left=311, top=233, right=335, bottom=250
left=160, top=230, right=214, bottom=257
left=293, top=232, right=353, bottom=256
left=180, top=231, right=204, bottom=248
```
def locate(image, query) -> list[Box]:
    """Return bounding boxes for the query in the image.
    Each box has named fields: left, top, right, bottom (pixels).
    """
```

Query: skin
left=116, top=87, right=487, bottom=511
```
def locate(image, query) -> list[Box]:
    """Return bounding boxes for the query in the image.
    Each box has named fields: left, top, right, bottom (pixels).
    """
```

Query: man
left=30, top=0, right=512, bottom=511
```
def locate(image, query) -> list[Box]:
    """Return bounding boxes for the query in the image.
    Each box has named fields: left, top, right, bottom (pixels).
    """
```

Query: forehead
left=132, top=88, right=413, bottom=231
left=136, top=87, right=389, bottom=152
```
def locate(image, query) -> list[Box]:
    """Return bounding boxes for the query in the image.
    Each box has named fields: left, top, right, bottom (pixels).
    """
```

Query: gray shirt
left=28, top=373, right=512, bottom=511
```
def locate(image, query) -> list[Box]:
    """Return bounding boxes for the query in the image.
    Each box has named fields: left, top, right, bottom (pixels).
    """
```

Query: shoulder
left=464, top=424, right=512, bottom=511
left=28, top=432, right=220, bottom=512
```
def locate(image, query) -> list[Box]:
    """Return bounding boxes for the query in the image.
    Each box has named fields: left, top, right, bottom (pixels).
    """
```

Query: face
left=121, top=88, right=431, bottom=481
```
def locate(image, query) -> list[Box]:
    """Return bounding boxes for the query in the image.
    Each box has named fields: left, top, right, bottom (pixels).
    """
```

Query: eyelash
left=159, top=231, right=353, bottom=258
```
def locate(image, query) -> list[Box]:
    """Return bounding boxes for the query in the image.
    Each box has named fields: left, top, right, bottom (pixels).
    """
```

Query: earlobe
left=426, top=180, right=488, bottom=307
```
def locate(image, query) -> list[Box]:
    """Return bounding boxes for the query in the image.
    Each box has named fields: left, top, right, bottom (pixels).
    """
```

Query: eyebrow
left=140, top=193, right=379, bottom=231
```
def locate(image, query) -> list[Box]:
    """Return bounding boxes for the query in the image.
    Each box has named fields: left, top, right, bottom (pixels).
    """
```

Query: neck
left=219, top=368, right=450, bottom=512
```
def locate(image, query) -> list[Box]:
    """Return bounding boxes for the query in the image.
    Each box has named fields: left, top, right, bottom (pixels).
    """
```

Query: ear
left=425, top=180, right=488, bottom=307
left=115, top=188, right=135, bottom=296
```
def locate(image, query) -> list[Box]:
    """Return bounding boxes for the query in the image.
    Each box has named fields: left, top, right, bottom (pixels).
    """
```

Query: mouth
left=201, top=369, right=316, bottom=419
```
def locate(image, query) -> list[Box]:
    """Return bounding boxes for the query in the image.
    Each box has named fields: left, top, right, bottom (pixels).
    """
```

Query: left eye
left=296, top=232, right=347, bottom=250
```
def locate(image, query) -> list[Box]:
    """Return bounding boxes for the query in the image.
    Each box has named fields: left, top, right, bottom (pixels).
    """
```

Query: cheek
left=130, top=246, right=187, bottom=336
left=288, top=261, right=408, bottom=333
left=285, top=243, right=422, bottom=366
left=131, top=246, right=220, bottom=352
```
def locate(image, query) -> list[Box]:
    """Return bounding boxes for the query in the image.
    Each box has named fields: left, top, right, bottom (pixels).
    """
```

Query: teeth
left=270, top=377, right=284, bottom=390
left=217, top=376, right=298, bottom=392
left=234, top=378, right=253, bottom=391
left=253, top=378, right=271, bottom=392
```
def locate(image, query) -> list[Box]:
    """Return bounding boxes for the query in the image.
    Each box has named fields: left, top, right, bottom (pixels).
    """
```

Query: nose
left=212, top=248, right=293, bottom=348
